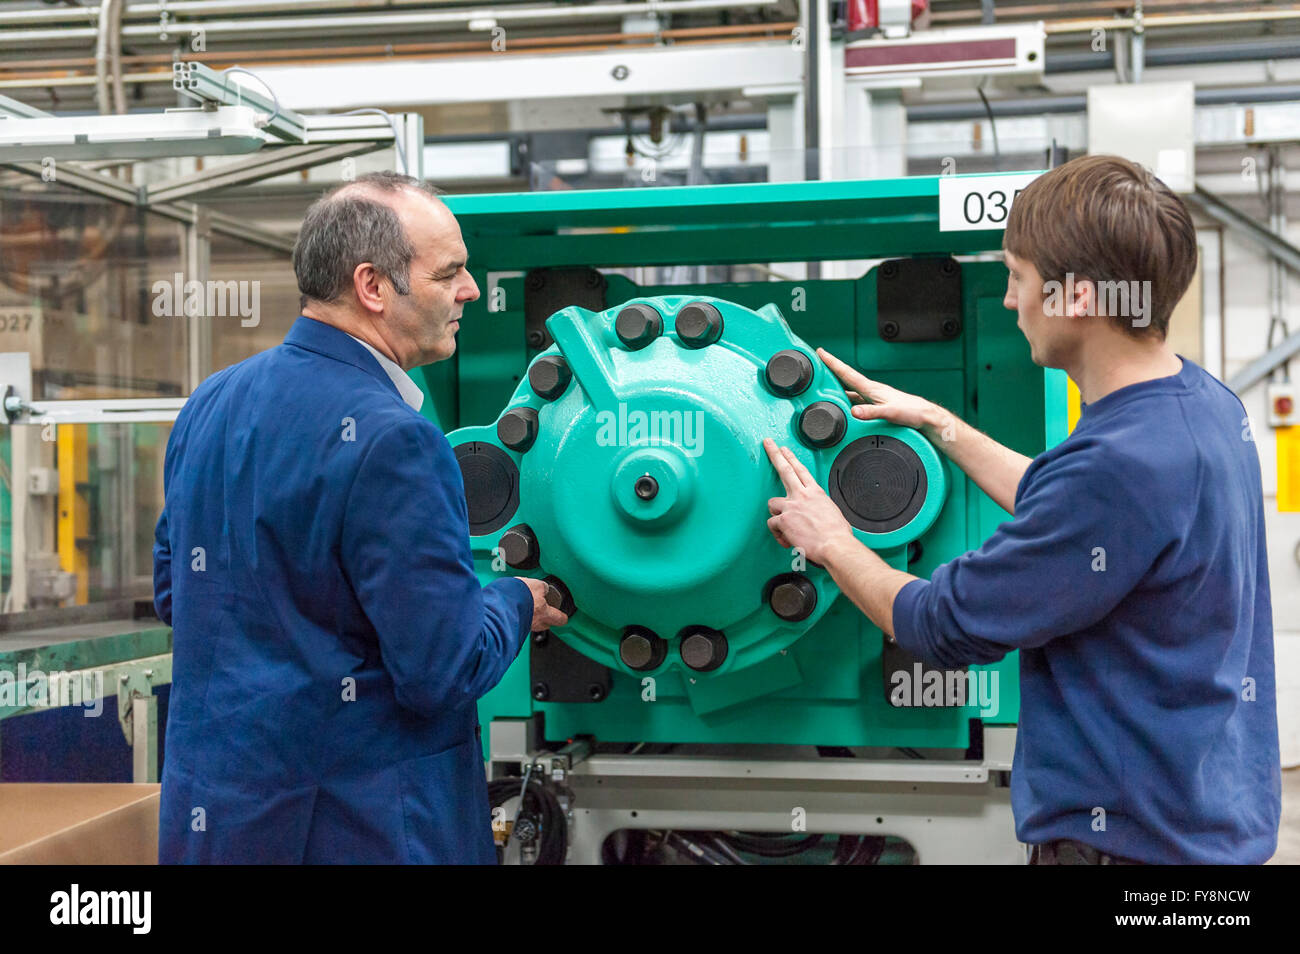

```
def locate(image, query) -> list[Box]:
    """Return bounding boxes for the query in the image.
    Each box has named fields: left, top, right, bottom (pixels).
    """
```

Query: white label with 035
left=938, top=172, right=1042, bottom=232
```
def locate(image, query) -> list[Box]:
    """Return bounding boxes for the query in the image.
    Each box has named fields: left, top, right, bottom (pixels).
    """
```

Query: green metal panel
left=408, top=175, right=1059, bottom=751
left=0, top=624, right=172, bottom=722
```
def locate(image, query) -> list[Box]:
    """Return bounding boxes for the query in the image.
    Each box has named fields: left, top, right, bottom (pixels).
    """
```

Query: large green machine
left=415, top=174, right=1068, bottom=755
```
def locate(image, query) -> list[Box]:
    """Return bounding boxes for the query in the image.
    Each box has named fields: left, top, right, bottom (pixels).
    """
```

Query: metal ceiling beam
left=1, top=159, right=296, bottom=254
left=1227, top=330, right=1300, bottom=395
left=207, top=210, right=297, bottom=255
left=142, top=140, right=381, bottom=204
left=1187, top=184, right=1300, bottom=276
left=1185, top=183, right=1300, bottom=394
left=2, top=159, right=138, bottom=204
left=0, top=92, right=51, bottom=119
left=0, top=0, right=787, bottom=44
left=173, top=61, right=308, bottom=143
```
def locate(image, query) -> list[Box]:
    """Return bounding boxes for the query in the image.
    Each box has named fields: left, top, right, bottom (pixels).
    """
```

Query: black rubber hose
left=830, top=834, right=861, bottom=865
left=487, top=776, right=568, bottom=865
left=846, top=835, right=888, bottom=865
left=723, top=831, right=824, bottom=857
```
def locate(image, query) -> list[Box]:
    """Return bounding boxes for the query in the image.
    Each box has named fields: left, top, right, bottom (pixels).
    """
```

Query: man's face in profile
left=1003, top=248, right=1065, bottom=369
left=387, top=192, right=480, bottom=367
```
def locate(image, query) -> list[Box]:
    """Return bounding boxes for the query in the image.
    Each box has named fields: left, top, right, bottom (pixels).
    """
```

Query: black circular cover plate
left=454, top=441, right=520, bottom=536
left=828, top=435, right=927, bottom=533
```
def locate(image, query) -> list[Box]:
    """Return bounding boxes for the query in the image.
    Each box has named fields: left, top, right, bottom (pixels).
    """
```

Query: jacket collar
left=283, top=315, right=401, bottom=400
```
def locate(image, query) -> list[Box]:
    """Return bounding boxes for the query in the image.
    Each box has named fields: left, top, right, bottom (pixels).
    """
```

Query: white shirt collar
left=345, top=334, right=424, bottom=413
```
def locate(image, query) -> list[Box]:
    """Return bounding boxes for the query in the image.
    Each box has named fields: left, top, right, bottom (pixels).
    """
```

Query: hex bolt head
left=499, top=523, right=540, bottom=569
left=528, top=355, right=572, bottom=401
left=532, top=681, right=550, bottom=701
left=542, top=574, right=577, bottom=617
left=619, top=626, right=666, bottom=671
left=615, top=303, right=664, bottom=350
left=881, top=321, right=900, bottom=339
left=678, top=627, right=728, bottom=672
left=766, top=349, right=814, bottom=398
left=497, top=406, right=540, bottom=452
left=675, top=301, right=723, bottom=348
left=768, top=574, right=818, bottom=622
left=798, top=401, right=847, bottom=448
left=941, top=319, right=959, bottom=337
left=587, top=684, right=607, bottom=701
left=526, top=329, right=546, bottom=349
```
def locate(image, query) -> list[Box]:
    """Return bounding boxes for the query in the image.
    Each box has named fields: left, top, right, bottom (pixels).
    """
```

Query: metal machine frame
left=489, top=718, right=1022, bottom=864
left=432, top=173, right=1067, bottom=864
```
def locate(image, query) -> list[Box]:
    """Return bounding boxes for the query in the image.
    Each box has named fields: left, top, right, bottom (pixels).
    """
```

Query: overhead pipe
left=907, top=85, right=1300, bottom=123
left=4, top=0, right=1299, bottom=31
left=1049, top=36, right=1300, bottom=73
left=0, top=0, right=788, bottom=44
left=0, top=0, right=569, bottom=27
left=94, top=0, right=126, bottom=115
left=0, top=21, right=797, bottom=74
left=1044, top=8, right=1300, bottom=34
left=6, top=0, right=1300, bottom=34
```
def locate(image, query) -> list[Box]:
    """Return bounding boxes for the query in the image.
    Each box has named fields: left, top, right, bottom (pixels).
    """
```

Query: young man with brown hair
left=764, top=154, right=1281, bottom=864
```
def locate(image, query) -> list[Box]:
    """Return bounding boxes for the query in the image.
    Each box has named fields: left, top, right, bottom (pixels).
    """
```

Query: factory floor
left=1268, top=767, right=1300, bottom=864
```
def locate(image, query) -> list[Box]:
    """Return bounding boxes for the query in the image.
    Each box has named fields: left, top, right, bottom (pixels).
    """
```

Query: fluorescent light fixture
left=0, top=106, right=268, bottom=161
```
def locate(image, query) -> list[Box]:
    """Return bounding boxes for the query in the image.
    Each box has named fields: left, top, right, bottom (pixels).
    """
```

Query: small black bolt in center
left=634, top=474, right=659, bottom=500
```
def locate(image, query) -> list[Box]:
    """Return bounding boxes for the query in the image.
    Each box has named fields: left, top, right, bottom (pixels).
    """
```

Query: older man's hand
left=762, top=437, right=857, bottom=567
left=518, top=577, right=570, bottom=632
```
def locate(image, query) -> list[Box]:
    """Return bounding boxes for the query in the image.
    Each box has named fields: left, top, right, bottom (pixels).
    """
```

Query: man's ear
left=1066, top=276, right=1095, bottom=321
left=353, top=262, right=385, bottom=315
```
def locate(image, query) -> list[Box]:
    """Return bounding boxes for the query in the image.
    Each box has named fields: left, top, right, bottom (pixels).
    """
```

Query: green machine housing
left=411, top=174, right=1068, bottom=752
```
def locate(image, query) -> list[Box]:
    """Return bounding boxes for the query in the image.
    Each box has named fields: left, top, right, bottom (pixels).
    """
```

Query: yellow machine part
left=56, top=424, right=89, bottom=604
left=1278, top=425, right=1300, bottom=513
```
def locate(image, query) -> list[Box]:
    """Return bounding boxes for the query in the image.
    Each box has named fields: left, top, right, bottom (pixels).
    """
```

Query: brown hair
left=1003, top=154, right=1198, bottom=339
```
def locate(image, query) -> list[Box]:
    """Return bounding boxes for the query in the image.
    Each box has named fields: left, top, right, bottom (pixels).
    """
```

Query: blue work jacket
left=153, top=315, right=531, bottom=864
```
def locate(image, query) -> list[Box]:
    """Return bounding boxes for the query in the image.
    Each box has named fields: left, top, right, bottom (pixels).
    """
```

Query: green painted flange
left=449, top=295, right=946, bottom=680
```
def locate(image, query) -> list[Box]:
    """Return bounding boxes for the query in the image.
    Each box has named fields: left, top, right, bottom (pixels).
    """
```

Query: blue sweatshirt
left=892, top=357, right=1281, bottom=864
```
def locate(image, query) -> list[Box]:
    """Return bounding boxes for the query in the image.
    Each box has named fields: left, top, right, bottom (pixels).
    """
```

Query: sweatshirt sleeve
left=892, top=439, right=1173, bottom=669
left=341, top=417, right=533, bottom=714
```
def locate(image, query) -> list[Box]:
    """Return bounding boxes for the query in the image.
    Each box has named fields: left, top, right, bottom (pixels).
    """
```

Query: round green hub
left=449, top=295, right=947, bottom=680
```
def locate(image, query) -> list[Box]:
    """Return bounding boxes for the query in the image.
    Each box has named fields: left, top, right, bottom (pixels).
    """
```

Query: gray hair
left=292, top=172, right=444, bottom=311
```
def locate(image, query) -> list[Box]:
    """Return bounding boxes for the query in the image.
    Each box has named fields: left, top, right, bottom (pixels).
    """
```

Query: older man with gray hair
left=153, top=172, right=566, bottom=864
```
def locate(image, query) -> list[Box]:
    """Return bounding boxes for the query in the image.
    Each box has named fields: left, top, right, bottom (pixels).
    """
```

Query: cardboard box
left=0, top=784, right=159, bottom=864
